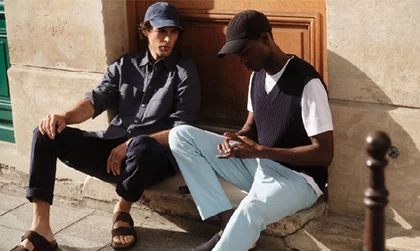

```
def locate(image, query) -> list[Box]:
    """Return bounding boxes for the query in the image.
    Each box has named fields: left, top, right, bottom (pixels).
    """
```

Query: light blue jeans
left=169, top=125, right=318, bottom=251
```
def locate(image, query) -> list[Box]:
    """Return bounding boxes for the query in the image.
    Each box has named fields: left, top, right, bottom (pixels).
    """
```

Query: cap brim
left=150, top=19, right=183, bottom=30
left=217, top=39, right=247, bottom=58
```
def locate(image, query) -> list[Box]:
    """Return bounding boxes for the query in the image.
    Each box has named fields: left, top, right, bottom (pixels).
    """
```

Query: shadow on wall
left=276, top=51, right=420, bottom=251
left=327, top=50, right=420, bottom=236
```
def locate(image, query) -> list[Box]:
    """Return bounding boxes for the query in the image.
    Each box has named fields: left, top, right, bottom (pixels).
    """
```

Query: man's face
left=235, top=38, right=269, bottom=71
left=145, top=26, right=180, bottom=60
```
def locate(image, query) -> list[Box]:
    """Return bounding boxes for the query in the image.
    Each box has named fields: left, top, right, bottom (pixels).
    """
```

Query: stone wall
left=4, top=0, right=130, bottom=182
left=327, top=0, right=420, bottom=229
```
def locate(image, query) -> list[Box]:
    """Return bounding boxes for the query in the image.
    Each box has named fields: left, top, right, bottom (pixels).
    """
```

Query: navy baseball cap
left=218, top=10, right=271, bottom=58
left=144, top=2, right=183, bottom=30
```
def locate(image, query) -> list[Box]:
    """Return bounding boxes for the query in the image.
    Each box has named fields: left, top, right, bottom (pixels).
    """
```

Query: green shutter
left=0, top=1, right=14, bottom=143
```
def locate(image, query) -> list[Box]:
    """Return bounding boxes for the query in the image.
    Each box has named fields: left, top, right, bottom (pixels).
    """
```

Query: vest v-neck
left=256, top=57, right=295, bottom=104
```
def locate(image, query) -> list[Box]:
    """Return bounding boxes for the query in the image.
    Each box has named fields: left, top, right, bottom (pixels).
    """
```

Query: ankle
left=30, top=226, right=54, bottom=241
left=31, top=220, right=50, bottom=231
left=114, top=199, right=132, bottom=213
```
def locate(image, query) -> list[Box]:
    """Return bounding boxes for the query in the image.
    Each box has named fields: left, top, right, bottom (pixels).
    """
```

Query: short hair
left=138, top=21, right=153, bottom=40
left=137, top=21, right=183, bottom=40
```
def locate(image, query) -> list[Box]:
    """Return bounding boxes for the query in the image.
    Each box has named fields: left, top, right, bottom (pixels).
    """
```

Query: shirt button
left=128, top=130, right=132, bottom=134
left=134, top=120, right=138, bottom=123
left=141, top=104, right=146, bottom=107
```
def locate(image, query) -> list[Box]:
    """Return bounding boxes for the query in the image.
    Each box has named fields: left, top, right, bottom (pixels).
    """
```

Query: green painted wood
left=0, top=0, right=14, bottom=143
left=0, top=38, right=9, bottom=97
left=0, top=96, right=14, bottom=143
left=0, top=128, right=14, bottom=142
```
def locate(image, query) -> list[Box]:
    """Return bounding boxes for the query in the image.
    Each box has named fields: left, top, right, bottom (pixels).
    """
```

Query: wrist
left=61, top=112, right=71, bottom=124
left=256, top=145, right=268, bottom=158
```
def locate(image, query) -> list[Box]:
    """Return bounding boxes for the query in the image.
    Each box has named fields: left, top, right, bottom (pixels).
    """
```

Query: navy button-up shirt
left=85, top=51, right=201, bottom=139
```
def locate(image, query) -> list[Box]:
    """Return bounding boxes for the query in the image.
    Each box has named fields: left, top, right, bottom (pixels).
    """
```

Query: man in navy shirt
left=13, top=2, right=200, bottom=250
left=169, top=10, right=333, bottom=251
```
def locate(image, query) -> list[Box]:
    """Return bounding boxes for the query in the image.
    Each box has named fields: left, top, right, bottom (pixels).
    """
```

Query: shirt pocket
left=119, top=83, right=142, bottom=116
left=142, top=87, right=174, bottom=120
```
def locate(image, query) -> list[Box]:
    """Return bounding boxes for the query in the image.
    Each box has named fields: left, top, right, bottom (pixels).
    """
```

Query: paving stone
left=99, top=227, right=208, bottom=251
left=55, top=213, right=111, bottom=250
left=0, top=201, right=94, bottom=233
left=0, top=192, right=27, bottom=215
left=0, top=224, right=25, bottom=250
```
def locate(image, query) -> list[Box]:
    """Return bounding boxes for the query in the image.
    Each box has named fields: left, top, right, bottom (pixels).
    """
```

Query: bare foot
left=112, top=220, right=135, bottom=245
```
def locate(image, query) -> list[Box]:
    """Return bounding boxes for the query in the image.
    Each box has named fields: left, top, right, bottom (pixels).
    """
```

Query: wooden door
left=127, top=0, right=327, bottom=130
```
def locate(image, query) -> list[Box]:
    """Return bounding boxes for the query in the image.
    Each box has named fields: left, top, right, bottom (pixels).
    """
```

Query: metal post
left=363, top=131, right=391, bottom=251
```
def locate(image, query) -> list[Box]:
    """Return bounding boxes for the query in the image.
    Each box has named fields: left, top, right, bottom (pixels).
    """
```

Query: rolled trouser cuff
left=26, top=187, right=54, bottom=205
left=115, top=183, right=143, bottom=202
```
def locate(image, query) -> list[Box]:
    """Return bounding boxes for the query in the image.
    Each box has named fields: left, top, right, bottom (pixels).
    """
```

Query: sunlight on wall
left=390, top=207, right=413, bottom=230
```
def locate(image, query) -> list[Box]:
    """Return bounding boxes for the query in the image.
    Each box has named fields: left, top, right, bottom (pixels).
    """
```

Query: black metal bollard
left=363, top=131, right=391, bottom=251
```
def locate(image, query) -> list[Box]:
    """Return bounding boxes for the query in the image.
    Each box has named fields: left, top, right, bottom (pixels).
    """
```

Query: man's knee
left=236, top=196, right=267, bottom=228
left=32, top=126, right=73, bottom=143
left=127, top=135, right=161, bottom=157
left=33, top=126, right=45, bottom=140
left=125, top=135, right=170, bottom=179
left=32, top=126, right=54, bottom=147
left=169, top=124, right=196, bottom=147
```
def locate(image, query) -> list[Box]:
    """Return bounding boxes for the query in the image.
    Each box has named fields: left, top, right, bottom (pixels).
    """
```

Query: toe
left=113, top=235, right=121, bottom=244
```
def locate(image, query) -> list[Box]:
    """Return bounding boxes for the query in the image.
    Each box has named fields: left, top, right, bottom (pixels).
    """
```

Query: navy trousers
left=26, top=127, right=174, bottom=205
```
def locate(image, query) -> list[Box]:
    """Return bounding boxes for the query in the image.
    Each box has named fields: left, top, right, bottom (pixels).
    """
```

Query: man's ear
left=259, top=33, right=270, bottom=44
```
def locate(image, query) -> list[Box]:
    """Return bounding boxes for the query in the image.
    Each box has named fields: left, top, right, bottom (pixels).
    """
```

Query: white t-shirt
left=247, top=57, right=333, bottom=197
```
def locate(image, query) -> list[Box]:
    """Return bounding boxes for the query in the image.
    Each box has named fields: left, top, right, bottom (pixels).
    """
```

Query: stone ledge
left=0, top=154, right=327, bottom=240
left=81, top=172, right=328, bottom=237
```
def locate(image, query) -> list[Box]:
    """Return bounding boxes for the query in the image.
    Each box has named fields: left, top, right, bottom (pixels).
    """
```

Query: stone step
left=81, top=172, right=328, bottom=238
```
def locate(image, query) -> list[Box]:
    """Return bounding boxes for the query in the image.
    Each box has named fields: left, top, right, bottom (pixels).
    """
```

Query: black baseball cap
left=144, top=2, right=183, bottom=30
left=217, top=10, right=271, bottom=58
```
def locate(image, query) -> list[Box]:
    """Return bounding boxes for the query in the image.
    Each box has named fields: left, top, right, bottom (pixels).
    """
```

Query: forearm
left=150, top=130, right=170, bottom=148
left=62, top=98, right=95, bottom=125
left=258, top=144, right=332, bottom=167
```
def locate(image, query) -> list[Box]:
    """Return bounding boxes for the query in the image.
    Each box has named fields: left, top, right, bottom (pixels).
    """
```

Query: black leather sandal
left=111, top=211, right=137, bottom=250
left=11, top=230, right=58, bottom=251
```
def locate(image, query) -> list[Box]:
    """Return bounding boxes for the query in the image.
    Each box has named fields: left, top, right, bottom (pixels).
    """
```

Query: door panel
left=0, top=38, right=9, bottom=96
left=130, top=0, right=326, bottom=129
left=0, top=1, right=14, bottom=143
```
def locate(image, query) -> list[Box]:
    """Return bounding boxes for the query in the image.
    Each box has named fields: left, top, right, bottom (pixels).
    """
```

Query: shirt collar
left=139, top=50, right=180, bottom=69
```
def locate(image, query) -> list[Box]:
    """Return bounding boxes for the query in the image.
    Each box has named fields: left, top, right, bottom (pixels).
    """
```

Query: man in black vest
left=169, top=10, right=333, bottom=251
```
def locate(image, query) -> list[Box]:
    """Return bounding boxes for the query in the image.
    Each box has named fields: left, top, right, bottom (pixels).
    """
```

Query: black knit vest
left=251, top=56, right=328, bottom=190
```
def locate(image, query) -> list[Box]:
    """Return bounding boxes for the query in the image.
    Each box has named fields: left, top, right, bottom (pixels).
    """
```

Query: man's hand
left=107, top=138, right=133, bottom=176
left=38, top=114, right=67, bottom=140
left=217, top=132, right=263, bottom=159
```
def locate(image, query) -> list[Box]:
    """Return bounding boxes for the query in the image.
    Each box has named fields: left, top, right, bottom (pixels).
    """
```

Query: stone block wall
left=327, top=0, right=420, bottom=229
left=4, top=0, right=130, bottom=182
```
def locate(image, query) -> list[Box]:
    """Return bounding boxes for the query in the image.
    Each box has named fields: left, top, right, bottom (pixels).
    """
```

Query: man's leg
left=169, top=125, right=264, bottom=250
left=213, top=159, right=319, bottom=251
left=169, top=125, right=258, bottom=220
left=21, top=127, right=125, bottom=250
left=112, top=135, right=174, bottom=247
